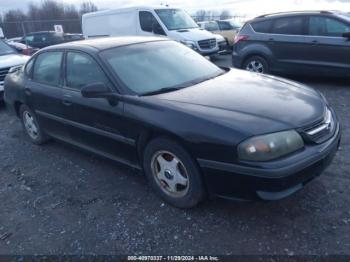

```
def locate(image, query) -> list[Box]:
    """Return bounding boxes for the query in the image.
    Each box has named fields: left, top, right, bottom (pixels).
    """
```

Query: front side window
left=205, top=22, right=220, bottom=31
left=155, top=9, right=198, bottom=31
left=66, top=52, right=109, bottom=90
left=33, top=52, right=62, bottom=86
left=101, top=41, right=224, bottom=95
left=271, top=17, right=305, bottom=35
left=309, top=16, right=350, bottom=37
left=139, top=11, right=165, bottom=35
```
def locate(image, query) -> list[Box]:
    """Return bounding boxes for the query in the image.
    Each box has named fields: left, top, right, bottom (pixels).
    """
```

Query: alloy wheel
left=151, top=151, right=189, bottom=198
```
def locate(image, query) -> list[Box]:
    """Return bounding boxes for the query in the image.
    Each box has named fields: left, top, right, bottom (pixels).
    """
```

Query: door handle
left=268, top=38, right=274, bottom=41
left=62, top=95, right=72, bottom=106
left=311, top=40, right=318, bottom=44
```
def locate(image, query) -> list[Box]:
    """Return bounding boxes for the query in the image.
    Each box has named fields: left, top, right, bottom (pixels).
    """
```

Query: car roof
left=43, top=36, right=168, bottom=52
left=28, top=31, right=57, bottom=35
left=83, top=5, right=178, bottom=18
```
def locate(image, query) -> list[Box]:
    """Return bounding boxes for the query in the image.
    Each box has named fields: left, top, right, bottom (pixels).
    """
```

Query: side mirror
left=81, top=82, right=112, bottom=98
left=342, top=32, right=350, bottom=39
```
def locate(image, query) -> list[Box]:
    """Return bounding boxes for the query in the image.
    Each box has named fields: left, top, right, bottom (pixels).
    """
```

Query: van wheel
left=243, top=56, right=269, bottom=74
left=143, top=138, right=206, bottom=209
left=19, top=105, right=49, bottom=145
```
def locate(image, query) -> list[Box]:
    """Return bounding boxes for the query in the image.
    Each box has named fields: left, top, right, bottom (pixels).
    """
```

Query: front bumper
left=198, top=124, right=341, bottom=201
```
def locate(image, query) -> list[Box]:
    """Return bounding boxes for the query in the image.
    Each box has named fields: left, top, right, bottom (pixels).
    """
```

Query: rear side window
left=251, top=20, right=272, bottom=33
left=271, top=17, right=305, bottom=35
left=33, top=52, right=63, bottom=86
left=205, top=22, right=220, bottom=31
left=217, top=21, right=232, bottom=30
left=309, top=16, right=350, bottom=37
left=66, top=52, right=109, bottom=90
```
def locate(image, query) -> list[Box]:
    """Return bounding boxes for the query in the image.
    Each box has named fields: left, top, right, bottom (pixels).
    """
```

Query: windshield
left=338, top=13, right=350, bottom=23
left=155, top=9, right=198, bottom=30
left=101, top=41, right=224, bottom=95
left=0, top=40, right=16, bottom=56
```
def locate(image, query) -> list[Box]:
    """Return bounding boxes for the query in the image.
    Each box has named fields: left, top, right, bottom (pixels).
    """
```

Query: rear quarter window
left=251, top=20, right=272, bottom=33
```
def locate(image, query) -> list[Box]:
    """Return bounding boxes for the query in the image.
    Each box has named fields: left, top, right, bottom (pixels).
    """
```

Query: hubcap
left=246, top=60, right=264, bottom=73
left=151, top=151, right=189, bottom=198
left=23, top=111, right=39, bottom=140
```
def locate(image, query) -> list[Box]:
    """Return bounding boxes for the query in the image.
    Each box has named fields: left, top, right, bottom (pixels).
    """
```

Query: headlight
left=181, top=40, right=197, bottom=50
left=238, top=130, right=304, bottom=161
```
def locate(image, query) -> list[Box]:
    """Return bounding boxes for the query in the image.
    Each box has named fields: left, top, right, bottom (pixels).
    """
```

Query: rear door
left=25, top=51, right=67, bottom=138
left=305, top=15, right=350, bottom=75
left=268, top=15, right=309, bottom=73
left=61, top=51, right=134, bottom=163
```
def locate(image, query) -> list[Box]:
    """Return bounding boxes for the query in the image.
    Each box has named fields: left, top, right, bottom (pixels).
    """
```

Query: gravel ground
left=0, top=55, right=349, bottom=255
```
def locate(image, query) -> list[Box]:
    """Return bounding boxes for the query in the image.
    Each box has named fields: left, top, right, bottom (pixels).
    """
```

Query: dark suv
left=21, top=31, right=65, bottom=49
left=232, top=11, right=350, bottom=77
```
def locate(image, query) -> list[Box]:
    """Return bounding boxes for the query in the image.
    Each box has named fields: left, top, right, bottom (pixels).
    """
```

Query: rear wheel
left=143, top=138, right=206, bottom=208
left=243, top=56, right=269, bottom=74
left=20, top=105, right=49, bottom=145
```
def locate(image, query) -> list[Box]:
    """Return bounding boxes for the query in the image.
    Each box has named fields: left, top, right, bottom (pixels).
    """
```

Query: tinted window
left=205, top=22, right=220, bottom=31
left=102, top=41, right=223, bottom=95
left=139, top=11, right=165, bottom=35
left=271, top=17, right=304, bottom=35
left=33, top=52, right=62, bottom=86
left=66, top=52, right=109, bottom=90
left=309, top=16, right=350, bottom=37
left=24, top=35, right=34, bottom=44
left=217, top=21, right=233, bottom=30
left=251, top=20, right=272, bottom=33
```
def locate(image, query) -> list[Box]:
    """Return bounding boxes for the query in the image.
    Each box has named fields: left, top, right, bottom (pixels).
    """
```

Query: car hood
left=0, top=53, right=29, bottom=68
left=156, top=69, right=326, bottom=135
left=168, top=28, right=217, bottom=41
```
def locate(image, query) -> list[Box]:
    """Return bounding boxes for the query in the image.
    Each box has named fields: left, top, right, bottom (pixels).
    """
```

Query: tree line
left=0, top=0, right=98, bottom=38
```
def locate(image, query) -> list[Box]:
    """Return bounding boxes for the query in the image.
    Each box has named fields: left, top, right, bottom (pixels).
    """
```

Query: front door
left=304, top=15, right=350, bottom=76
left=61, top=51, right=135, bottom=164
left=25, top=51, right=67, bottom=139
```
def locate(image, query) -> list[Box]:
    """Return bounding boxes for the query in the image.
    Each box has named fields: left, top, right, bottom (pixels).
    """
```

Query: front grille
left=302, top=108, right=336, bottom=144
left=0, top=67, right=10, bottom=82
left=198, top=39, right=217, bottom=50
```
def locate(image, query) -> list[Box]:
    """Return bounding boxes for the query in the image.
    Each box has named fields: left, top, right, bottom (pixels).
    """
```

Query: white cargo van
left=82, top=6, right=219, bottom=56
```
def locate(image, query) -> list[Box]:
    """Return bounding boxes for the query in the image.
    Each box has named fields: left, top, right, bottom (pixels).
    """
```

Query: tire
left=243, top=56, right=269, bottom=74
left=143, top=137, right=206, bottom=208
left=19, top=105, right=49, bottom=145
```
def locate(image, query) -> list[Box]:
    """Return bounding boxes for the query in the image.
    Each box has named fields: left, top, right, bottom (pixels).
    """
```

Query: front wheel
left=143, top=138, right=206, bottom=208
left=20, top=105, right=49, bottom=145
left=243, top=56, right=269, bottom=74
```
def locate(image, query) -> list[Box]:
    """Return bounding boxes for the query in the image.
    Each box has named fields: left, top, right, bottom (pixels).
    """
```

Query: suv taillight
left=234, top=35, right=249, bottom=44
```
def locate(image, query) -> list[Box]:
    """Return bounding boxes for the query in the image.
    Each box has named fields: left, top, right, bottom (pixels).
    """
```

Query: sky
left=1, top=0, right=350, bottom=17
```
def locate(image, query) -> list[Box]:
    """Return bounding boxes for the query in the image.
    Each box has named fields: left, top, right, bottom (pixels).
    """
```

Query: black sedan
left=4, top=37, right=341, bottom=208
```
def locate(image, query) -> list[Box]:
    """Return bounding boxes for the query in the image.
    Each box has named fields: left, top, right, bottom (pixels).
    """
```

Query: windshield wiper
left=141, top=87, right=181, bottom=96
